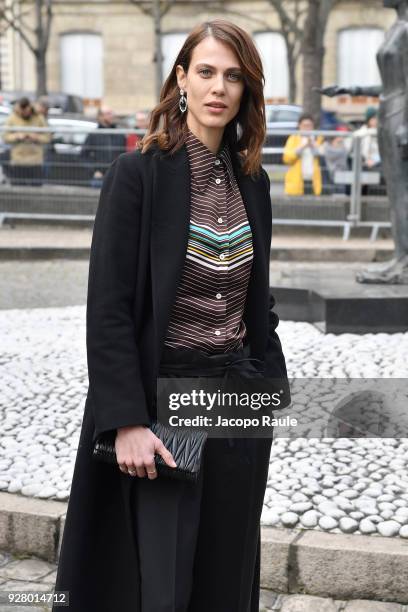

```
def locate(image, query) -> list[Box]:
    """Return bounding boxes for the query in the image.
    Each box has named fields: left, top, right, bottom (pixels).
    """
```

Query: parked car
left=264, top=104, right=303, bottom=164
left=46, top=116, right=99, bottom=185
left=0, top=91, right=84, bottom=115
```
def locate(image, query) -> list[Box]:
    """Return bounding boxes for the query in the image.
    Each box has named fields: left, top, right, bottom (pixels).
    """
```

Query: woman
left=283, top=114, right=323, bottom=196
left=52, top=19, right=289, bottom=612
left=320, top=134, right=350, bottom=194
left=353, top=107, right=381, bottom=170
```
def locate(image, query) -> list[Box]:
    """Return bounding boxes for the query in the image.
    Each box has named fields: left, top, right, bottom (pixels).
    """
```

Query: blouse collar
left=184, top=127, right=236, bottom=193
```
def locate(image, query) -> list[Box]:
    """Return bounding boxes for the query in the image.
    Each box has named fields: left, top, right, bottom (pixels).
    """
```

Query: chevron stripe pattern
left=187, top=221, right=253, bottom=271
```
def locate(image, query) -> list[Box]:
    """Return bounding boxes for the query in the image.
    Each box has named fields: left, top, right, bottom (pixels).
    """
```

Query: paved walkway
left=0, top=549, right=405, bottom=612
left=0, top=260, right=88, bottom=309
left=0, top=236, right=405, bottom=612
left=0, top=258, right=382, bottom=311
left=0, top=226, right=92, bottom=249
left=0, top=224, right=394, bottom=255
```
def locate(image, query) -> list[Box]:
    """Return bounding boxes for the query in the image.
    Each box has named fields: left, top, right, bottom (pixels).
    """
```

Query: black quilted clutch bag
left=92, top=422, right=208, bottom=483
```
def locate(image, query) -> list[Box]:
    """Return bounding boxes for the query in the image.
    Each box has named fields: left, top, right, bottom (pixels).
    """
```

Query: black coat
left=52, top=142, right=289, bottom=612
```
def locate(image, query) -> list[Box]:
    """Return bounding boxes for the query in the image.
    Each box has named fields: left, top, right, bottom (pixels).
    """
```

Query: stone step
left=1, top=492, right=408, bottom=604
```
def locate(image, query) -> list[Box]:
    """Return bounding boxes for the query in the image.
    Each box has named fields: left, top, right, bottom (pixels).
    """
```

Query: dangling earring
left=179, top=89, right=187, bottom=113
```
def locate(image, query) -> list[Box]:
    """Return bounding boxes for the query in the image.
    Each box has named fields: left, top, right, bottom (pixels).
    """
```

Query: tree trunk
left=153, top=0, right=163, bottom=102
left=302, top=0, right=326, bottom=124
left=36, top=50, right=47, bottom=97
left=287, top=45, right=297, bottom=104
left=35, top=0, right=49, bottom=97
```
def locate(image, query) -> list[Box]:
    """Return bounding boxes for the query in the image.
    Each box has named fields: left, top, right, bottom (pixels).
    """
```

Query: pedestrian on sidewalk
left=354, top=106, right=381, bottom=170
left=3, top=97, right=51, bottom=186
left=52, top=18, right=289, bottom=612
left=82, top=106, right=127, bottom=188
left=283, top=114, right=323, bottom=196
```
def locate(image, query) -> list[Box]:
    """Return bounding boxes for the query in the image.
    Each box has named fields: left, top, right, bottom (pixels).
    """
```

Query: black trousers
left=131, top=345, right=273, bottom=612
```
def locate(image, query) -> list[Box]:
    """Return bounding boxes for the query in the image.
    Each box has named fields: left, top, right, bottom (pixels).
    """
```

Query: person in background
left=83, top=106, right=127, bottom=188
left=320, top=133, right=350, bottom=194
left=126, top=109, right=150, bottom=152
left=283, top=114, right=323, bottom=196
left=35, top=96, right=52, bottom=183
left=3, top=96, right=51, bottom=186
left=36, top=96, right=50, bottom=119
left=354, top=106, right=381, bottom=170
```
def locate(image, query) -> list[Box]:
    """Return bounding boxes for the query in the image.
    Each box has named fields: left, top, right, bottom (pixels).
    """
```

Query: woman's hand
left=115, top=425, right=177, bottom=480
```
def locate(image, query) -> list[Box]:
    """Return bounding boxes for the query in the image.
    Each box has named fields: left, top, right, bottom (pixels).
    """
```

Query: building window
left=60, top=32, right=103, bottom=99
left=161, top=32, right=188, bottom=81
left=338, top=27, right=384, bottom=87
left=253, top=31, right=288, bottom=100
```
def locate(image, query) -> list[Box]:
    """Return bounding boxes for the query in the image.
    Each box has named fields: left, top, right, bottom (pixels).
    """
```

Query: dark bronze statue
left=320, top=0, right=408, bottom=283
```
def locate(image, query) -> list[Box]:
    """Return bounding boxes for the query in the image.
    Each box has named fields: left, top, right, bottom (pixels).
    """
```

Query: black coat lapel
left=232, top=154, right=271, bottom=357
left=150, top=145, right=191, bottom=362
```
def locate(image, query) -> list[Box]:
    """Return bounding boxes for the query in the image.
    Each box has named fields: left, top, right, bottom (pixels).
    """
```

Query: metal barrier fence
left=0, top=125, right=390, bottom=240
left=263, top=128, right=388, bottom=241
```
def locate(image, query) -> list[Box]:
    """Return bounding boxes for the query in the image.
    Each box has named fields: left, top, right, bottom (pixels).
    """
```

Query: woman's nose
left=211, top=74, right=226, bottom=94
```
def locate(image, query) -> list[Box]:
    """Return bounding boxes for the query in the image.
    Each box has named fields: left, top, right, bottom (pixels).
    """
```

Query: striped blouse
left=163, top=128, right=254, bottom=355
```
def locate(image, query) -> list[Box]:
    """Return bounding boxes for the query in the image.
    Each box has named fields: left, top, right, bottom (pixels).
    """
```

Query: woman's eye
left=199, top=69, right=242, bottom=80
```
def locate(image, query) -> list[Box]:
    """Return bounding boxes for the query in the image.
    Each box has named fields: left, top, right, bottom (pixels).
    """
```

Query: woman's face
left=176, top=36, right=245, bottom=136
left=367, top=116, right=378, bottom=128
left=298, top=118, right=315, bottom=131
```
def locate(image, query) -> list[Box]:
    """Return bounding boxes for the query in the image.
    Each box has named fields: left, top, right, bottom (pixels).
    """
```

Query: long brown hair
left=140, top=19, right=266, bottom=177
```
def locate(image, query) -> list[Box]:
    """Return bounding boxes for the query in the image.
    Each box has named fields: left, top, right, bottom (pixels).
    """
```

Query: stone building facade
left=2, top=0, right=392, bottom=119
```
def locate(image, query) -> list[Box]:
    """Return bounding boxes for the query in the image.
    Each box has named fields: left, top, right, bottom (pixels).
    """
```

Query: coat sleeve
left=3, top=116, right=21, bottom=143
left=86, top=152, right=151, bottom=442
left=261, top=167, right=291, bottom=408
left=282, top=135, right=299, bottom=165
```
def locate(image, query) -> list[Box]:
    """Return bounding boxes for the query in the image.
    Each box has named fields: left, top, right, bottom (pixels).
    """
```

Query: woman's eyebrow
left=195, top=63, right=242, bottom=71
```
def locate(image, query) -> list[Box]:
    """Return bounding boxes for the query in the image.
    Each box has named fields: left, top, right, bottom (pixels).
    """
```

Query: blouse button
left=216, top=293, right=222, bottom=299
left=219, top=253, right=225, bottom=260
left=215, top=178, right=221, bottom=185
left=217, top=217, right=223, bottom=223
left=214, top=330, right=221, bottom=336
left=215, top=159, right=221, bottom=165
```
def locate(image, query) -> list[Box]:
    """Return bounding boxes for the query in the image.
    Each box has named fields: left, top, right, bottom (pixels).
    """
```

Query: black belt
left=158, top=346, right=266, bottom=447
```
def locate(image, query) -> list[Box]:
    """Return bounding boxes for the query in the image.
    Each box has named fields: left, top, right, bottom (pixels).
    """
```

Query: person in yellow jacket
left=283, top=114, right=323, bottom=196
left=3, top=97, right=51, bottom=186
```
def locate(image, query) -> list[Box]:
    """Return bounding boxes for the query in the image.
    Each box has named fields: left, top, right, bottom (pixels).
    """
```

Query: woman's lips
left=205, top=104, right=227, bottom=113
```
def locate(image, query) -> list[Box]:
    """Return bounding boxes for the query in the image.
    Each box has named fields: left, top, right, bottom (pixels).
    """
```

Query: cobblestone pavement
left=0, top=226, right=92, bottom=249
left=1, top=260, right=408, bottom=609
left=0, top=550, right=406, bottom=612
